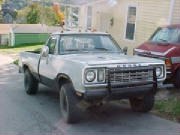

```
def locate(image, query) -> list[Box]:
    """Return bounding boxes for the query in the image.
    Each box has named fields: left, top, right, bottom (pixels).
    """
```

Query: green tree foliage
left=17, top=2, right=59, bottom=26
left=42, top=6, right=59, bottom=26
left=0, top=12, right=3, bottom=22
left=26, top=3, right=40, bottom=24
left=0, top=0, right=5, bottom=3
left=0, top=0, right=5, bottom=10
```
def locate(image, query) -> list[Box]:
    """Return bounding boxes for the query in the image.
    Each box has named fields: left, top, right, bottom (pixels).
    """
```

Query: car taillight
left=165, top=59, right=172, bottom=69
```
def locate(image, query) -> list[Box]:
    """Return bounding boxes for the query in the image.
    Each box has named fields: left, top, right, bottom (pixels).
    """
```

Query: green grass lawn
left=154, top=89, right=180, bottom=123
left=0, top=44, right=43, bottom=53
left=0, top=44, right=43, bottom=59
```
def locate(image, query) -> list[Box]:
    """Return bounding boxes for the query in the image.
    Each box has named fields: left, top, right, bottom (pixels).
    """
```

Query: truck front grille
left=107, top=67, right=153, bottom=83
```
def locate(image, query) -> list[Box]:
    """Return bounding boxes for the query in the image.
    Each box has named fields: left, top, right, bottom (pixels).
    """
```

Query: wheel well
left=23, top=65, right=29, bottom=72
left=57, top=74, right=72, bottom=90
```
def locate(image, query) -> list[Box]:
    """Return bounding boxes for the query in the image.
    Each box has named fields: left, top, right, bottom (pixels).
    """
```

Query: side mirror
left=41, top=46, right=49, bottom=57
left=123, top=47, right=128, bottom=55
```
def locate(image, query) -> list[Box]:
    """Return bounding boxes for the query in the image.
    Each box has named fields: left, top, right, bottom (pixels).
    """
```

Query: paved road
left=0, top=55, right=179, bottom=135
left=0, top=54, right=13, bottom=66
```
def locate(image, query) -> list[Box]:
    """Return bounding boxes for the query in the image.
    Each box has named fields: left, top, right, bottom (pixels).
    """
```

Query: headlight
left=85, top=70, right=96, bottom=82
left=156, top=67, right=162, bottom=77
left=84, top=68, right=105, bottom=84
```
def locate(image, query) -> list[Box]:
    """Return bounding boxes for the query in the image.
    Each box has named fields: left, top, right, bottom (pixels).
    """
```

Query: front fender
left=55, top=58, right=86, bottom=93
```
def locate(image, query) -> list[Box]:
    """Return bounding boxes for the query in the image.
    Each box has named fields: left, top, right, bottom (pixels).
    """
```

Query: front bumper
left=84, top=84, right=155, bottom=100
left=84, top=67, right=157, bottom=100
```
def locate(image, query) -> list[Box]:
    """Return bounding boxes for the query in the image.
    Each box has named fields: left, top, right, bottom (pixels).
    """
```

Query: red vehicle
left=134, top=24, right=180, bottom=88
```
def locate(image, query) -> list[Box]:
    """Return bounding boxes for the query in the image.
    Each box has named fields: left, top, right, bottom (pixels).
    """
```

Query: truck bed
left=19, top=51, right=40, bottom=74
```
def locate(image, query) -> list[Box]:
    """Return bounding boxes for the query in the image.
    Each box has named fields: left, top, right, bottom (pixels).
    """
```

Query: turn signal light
left=165, top=59, right=171, bottom=69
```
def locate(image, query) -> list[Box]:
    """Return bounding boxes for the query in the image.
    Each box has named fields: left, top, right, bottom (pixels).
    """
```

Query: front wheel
left=129, top=93, right=155, bottom=113
left=60, top=83, right=82, bottom=124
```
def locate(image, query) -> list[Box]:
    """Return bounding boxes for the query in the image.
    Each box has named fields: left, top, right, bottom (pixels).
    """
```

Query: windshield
left=150, top=27, right=180, bottom=44
left=59, top=34, right=122, bottom=54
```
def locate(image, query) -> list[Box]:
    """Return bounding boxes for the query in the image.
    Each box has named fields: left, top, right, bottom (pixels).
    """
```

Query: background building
left=79, top=0, right=180, bottom=54
left=0, top=24, right=60, bottom=46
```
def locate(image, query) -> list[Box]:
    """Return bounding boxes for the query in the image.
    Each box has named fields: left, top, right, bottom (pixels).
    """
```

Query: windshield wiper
left=94, top=47, right=109, bottom=51
left=158, top=39, right=168, bottom=43
left=65, top=49, right=80, bottom=51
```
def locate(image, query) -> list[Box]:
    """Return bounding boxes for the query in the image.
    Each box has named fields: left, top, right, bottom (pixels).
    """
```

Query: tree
left=42, top=6, right=59, bottom=26
left=17, top=2, right=59, bottom=26
left=0, top=0, right=5, bottom=4
left=26, top=3, right=40, bottom=24
left=0, top=0, right=5, bottom=10
left=53, top=3, right=65, bottom=25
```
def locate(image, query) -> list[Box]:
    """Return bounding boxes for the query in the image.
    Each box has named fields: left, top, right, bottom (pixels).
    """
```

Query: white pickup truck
left=19, top=31, right=166, bottom=123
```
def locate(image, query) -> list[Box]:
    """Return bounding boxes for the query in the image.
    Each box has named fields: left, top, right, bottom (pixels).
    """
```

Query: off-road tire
left=129, top=93, right=155, bottom=113
left=24, top=69, right=39, bottom=95
left=174, top=69, right=180, bottom=89
left=60, top=83, right=82, bottom=124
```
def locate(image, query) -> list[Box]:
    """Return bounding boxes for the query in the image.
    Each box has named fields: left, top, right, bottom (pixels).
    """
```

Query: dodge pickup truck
left=19, top=31, right=166, bottom=123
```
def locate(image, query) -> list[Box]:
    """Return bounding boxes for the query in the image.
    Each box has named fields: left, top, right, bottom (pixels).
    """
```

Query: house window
left=87, top=6, right=92, bottom=29
left=67, top=7, right=79, bottom=28
left=125, top=6, right=136, bottom=40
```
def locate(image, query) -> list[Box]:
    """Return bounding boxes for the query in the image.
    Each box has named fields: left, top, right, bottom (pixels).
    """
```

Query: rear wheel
left=174, top=69, right=180, bottom=89
left=24, top=69, right=39, bottom=95
left=129, top=93, right=155, bottom=113
left=60, top=83, right=82, bottom=124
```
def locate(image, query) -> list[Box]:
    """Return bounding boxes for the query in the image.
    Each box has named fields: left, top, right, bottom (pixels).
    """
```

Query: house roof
left=0, top=24, right=11, bottom=34
left=0, top=24, right=62, bottom=34
left=12, top=24, right=61, bottom=34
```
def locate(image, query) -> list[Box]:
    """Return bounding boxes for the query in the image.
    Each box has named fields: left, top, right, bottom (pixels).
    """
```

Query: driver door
left=39, top=35, right=59, bottom=87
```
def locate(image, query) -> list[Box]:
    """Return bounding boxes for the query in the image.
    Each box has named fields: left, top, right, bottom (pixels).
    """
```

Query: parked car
left=134, top=24, right=180, bottom=88
left=19, top=31, right=166, bottom=123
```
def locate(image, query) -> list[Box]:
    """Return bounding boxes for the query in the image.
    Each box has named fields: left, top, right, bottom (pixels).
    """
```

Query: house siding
left=171, top=0, right=180, bottom=24
left=14, top=33, right=49, bottom=46
left=80, top=0, right=172, bottom=55
left=0, top=34, right=9, bottom=45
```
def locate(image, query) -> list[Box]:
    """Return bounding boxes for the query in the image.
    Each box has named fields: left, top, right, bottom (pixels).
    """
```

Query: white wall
left=0, top=35, right=9, bottom=45
left=79, top=0, right=172, bottom=55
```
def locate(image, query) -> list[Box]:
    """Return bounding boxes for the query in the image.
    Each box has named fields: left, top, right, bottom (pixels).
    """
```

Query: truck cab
left=134, top=24, right=180, bottom=88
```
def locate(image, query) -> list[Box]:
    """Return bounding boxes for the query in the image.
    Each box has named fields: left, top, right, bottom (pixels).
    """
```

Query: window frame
left=58, top=34, right=122, bottom=55
left=86, top=6, right=92, bottom=30
left=124, top=4, right=137, bottom=42
left=46, top=35, right=59, bottom=55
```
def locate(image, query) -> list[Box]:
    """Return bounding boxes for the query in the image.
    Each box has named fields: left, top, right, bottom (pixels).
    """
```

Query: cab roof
left=52, top=31, right=110, bottom=35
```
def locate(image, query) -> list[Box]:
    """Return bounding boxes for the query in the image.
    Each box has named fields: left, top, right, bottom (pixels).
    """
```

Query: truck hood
left=63, top=52, right=163, bottom=65
left=136, top=41, right=177, bottom=56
